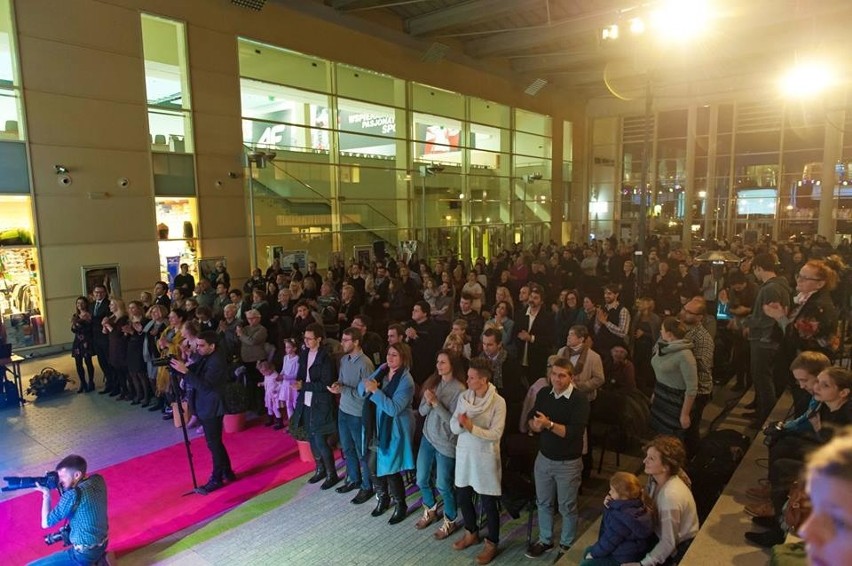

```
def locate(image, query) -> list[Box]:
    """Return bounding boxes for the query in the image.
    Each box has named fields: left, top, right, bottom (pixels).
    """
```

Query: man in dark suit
left=90, top=284, right=114, bottom=394
left=515, top=284, right=555, bottom=388
left=405, top=301, right=446, bottom=386
left=170, top=331, right=235, bottom=495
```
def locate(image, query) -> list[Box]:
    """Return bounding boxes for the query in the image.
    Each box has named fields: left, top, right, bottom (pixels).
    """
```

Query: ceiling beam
left=329, top=0, right=362, bottom=8
left=406, top=0, right=540, bottom=36
left=465, top=10, right=614, bottom=58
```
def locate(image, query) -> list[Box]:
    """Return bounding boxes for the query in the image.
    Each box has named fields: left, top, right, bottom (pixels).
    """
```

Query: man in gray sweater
left=744, top=254, right=791, bottom=424
left=329, top=327, right=375, bottom=503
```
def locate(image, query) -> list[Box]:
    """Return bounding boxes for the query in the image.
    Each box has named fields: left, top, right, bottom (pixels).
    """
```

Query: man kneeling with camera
left=30, top=454, right=109, bottom=566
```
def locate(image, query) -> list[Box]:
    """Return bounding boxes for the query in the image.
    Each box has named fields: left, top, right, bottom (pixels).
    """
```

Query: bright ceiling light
left=630, top=18, right=645, bottom=35
left=650, top=0, right=711, bottom=39
left=780, top=60, right=836, bottom=99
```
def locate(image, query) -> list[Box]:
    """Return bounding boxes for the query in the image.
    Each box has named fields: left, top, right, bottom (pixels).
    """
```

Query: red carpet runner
left=1, top=424, right=313, bottom=564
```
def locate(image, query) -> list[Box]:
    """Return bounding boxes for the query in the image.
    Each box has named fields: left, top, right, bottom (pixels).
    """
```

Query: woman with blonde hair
left=102, top=298, right=130, bottom=400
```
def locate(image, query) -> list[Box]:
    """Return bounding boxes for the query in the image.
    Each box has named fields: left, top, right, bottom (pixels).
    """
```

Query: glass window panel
left=256, top=158, right=332, bottom=201
left=338, top=98, right=400, bottom=140
left=467, top=149, right=508, bottom=173
left=411, top=83, right=464, bottom=119
left=0, top=88, right=22, bottom=140
left=563, top=121, right=573, bottom=162
left=467, top=175, right=511, bottom=202
left=697, top=106, right=711, bottom=136
left=0, top=141, right=28, bottom=193
left=657, top=109, right=688, bottom=139
left=469, top=98, right=510, bottom=128
left=513, top=155, right=551, bottom=178
left=515, top=131, right=551, bottom=158
left=238, top=39, right=330, bottom=92
left=335, top=64, right=399, bottom=107
left=412, top=113, right=463, bottom=165
left=243, top=120, right=331, bottom=155
left=471, top=200, right=510, bottom=224
left=0, top=0, right=17, bottom=85
left=718, top=104, right=734, bottom=134
left=337, top=163, right=405, bottom=200
left=340, top=200, right=403, bottom=231
left=153, top=153, right=196, bottom=196
left=338, top=132, right=397, bottom=158
left=240, top=79, right=329, bottom=125
left=784, top=125, right=824, bottom=151
left=141, top=14, right=190, bottom=109
left=149, top=110, right=193, bottom=153
left=469, top=123, right=503, bottom=152
left=515, top=109, right=551, bottom=136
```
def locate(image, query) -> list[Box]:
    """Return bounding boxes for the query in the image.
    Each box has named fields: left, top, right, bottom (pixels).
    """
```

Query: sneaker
left=745, top=528, right=786, bottom=548
left=525, top=541, right=554, bottom=559
left=434, top=516, right=460, bottom=540
left=415, top=505, right=440, bottom=529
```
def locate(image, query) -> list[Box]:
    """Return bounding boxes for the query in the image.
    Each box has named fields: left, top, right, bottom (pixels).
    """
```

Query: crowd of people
left=65, top=231, right=852, bottom=563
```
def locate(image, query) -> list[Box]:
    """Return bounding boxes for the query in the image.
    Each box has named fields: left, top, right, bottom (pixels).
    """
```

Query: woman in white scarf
left=449, top=358, right=506, bottom=565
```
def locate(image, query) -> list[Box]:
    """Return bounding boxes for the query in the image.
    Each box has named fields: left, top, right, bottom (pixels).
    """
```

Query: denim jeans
left=27, top=543, right=107, bottom=566
left=534, top=453, right=583, bottom=548
left=415, top=436, right=457, bottom=521
left=750, top=344, right=779, bottom=424
left=338, top=409, right=371, bottom=490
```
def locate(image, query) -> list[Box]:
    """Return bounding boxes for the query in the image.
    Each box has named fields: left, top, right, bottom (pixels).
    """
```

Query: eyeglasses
left=796, top=274, right=824, bottom=282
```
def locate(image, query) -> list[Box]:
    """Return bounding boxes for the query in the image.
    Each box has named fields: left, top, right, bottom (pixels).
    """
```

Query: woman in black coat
left=291, top=322, right=340, bottom=490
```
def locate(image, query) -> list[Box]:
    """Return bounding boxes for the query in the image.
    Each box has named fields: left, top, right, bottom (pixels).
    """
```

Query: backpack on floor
left=686, top=428, right=750, bottom=523
left=0, top=376, right=19, bottom=409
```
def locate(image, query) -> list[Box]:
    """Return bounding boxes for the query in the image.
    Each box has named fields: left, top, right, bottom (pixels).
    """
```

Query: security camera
left=54, top=165, right=69, bottom=174
left=117, top=178, right=130, bottom=188
left=57, top=175, right=72, bottom=186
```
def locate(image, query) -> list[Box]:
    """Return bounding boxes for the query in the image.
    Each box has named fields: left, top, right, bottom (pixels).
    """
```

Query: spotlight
left=54, top=165, right=69, bottom=174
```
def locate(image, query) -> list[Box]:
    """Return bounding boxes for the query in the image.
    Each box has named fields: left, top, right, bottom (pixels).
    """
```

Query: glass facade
left=594, top=100, right=849, bottom=243
left=238, top=39, right=564, bottom=267
left=141, top=14, right=199, bottom=285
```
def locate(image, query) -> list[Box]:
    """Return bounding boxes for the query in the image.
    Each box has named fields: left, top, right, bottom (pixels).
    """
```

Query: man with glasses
left=328, top=327, right=375, bottom=503
left=679, top=296, right=714, bottom=457
left=744, top=254, right=791, bottom=424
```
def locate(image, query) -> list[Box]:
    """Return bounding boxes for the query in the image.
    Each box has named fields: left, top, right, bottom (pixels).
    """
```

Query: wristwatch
left=547, top=421, right=554, bottom=430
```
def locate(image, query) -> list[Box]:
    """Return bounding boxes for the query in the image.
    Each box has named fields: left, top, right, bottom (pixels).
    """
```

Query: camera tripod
left=168, top=370, right=200, bottom=496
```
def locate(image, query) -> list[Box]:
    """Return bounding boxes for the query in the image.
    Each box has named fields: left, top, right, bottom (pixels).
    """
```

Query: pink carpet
left=1, top=423, right=314, bottom=564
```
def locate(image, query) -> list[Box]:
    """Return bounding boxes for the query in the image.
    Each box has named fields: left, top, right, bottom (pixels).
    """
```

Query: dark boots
left=272, top=417, right=284, bottom=430
left=308, top=459, right=327, bottom=484
left=387, top=473, right=408, bottom=525
left=320, top=452, right=341, bottom=490
left=371, top=475, right=390, bottom=517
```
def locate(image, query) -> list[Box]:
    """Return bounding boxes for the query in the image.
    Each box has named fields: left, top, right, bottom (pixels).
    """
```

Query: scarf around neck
left=456, top=382, right=498, bottom=421
left=378, top=368, right=405, bottom=450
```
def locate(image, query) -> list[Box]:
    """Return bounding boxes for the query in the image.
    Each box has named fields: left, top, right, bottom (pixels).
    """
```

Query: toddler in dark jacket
left=580, top=471, right=654, bottom=565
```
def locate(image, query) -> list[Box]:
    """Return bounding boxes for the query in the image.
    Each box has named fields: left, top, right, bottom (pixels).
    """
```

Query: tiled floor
left=2, top=352, right=746, bottom=565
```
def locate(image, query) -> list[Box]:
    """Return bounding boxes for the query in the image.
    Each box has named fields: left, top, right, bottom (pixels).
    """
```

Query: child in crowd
left=581, top=471, right=653, bottom=566
left=277, top=338, right=300, bottom=421
left=444, top=319, right=471, bottom=359
left=257, top=360, right=283, bottom=429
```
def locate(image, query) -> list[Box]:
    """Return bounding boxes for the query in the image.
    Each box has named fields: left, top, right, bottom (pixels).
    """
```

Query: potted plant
left=222, top=380, right=249, bottom=433
left=288, top=422, right=313, bottom=463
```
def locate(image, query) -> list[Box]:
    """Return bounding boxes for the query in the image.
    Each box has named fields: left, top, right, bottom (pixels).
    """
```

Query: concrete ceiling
left=273, top=0, right=852, bottom=101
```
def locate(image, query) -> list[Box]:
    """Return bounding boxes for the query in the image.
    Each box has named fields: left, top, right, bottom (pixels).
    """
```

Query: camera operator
left=169, top=330, right=235, bottom=495
left=30, top=454, right=108, bottom=566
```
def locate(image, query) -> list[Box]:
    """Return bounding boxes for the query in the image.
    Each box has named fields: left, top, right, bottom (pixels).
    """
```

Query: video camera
left=2, top=471, right=59, bottom=492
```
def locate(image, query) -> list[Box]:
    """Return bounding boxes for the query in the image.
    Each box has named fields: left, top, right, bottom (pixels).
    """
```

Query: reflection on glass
left=149, top=110, right=193, bottom=153
left=0, top=88, right=21, bottom=139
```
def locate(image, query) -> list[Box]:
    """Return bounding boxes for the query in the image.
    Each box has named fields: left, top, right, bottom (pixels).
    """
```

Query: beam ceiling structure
left=285, top=0, right=852, bottom=100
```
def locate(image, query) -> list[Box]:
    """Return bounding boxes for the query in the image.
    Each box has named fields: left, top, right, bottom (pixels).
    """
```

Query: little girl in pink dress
left=277, top=339, right=300, bottom=421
